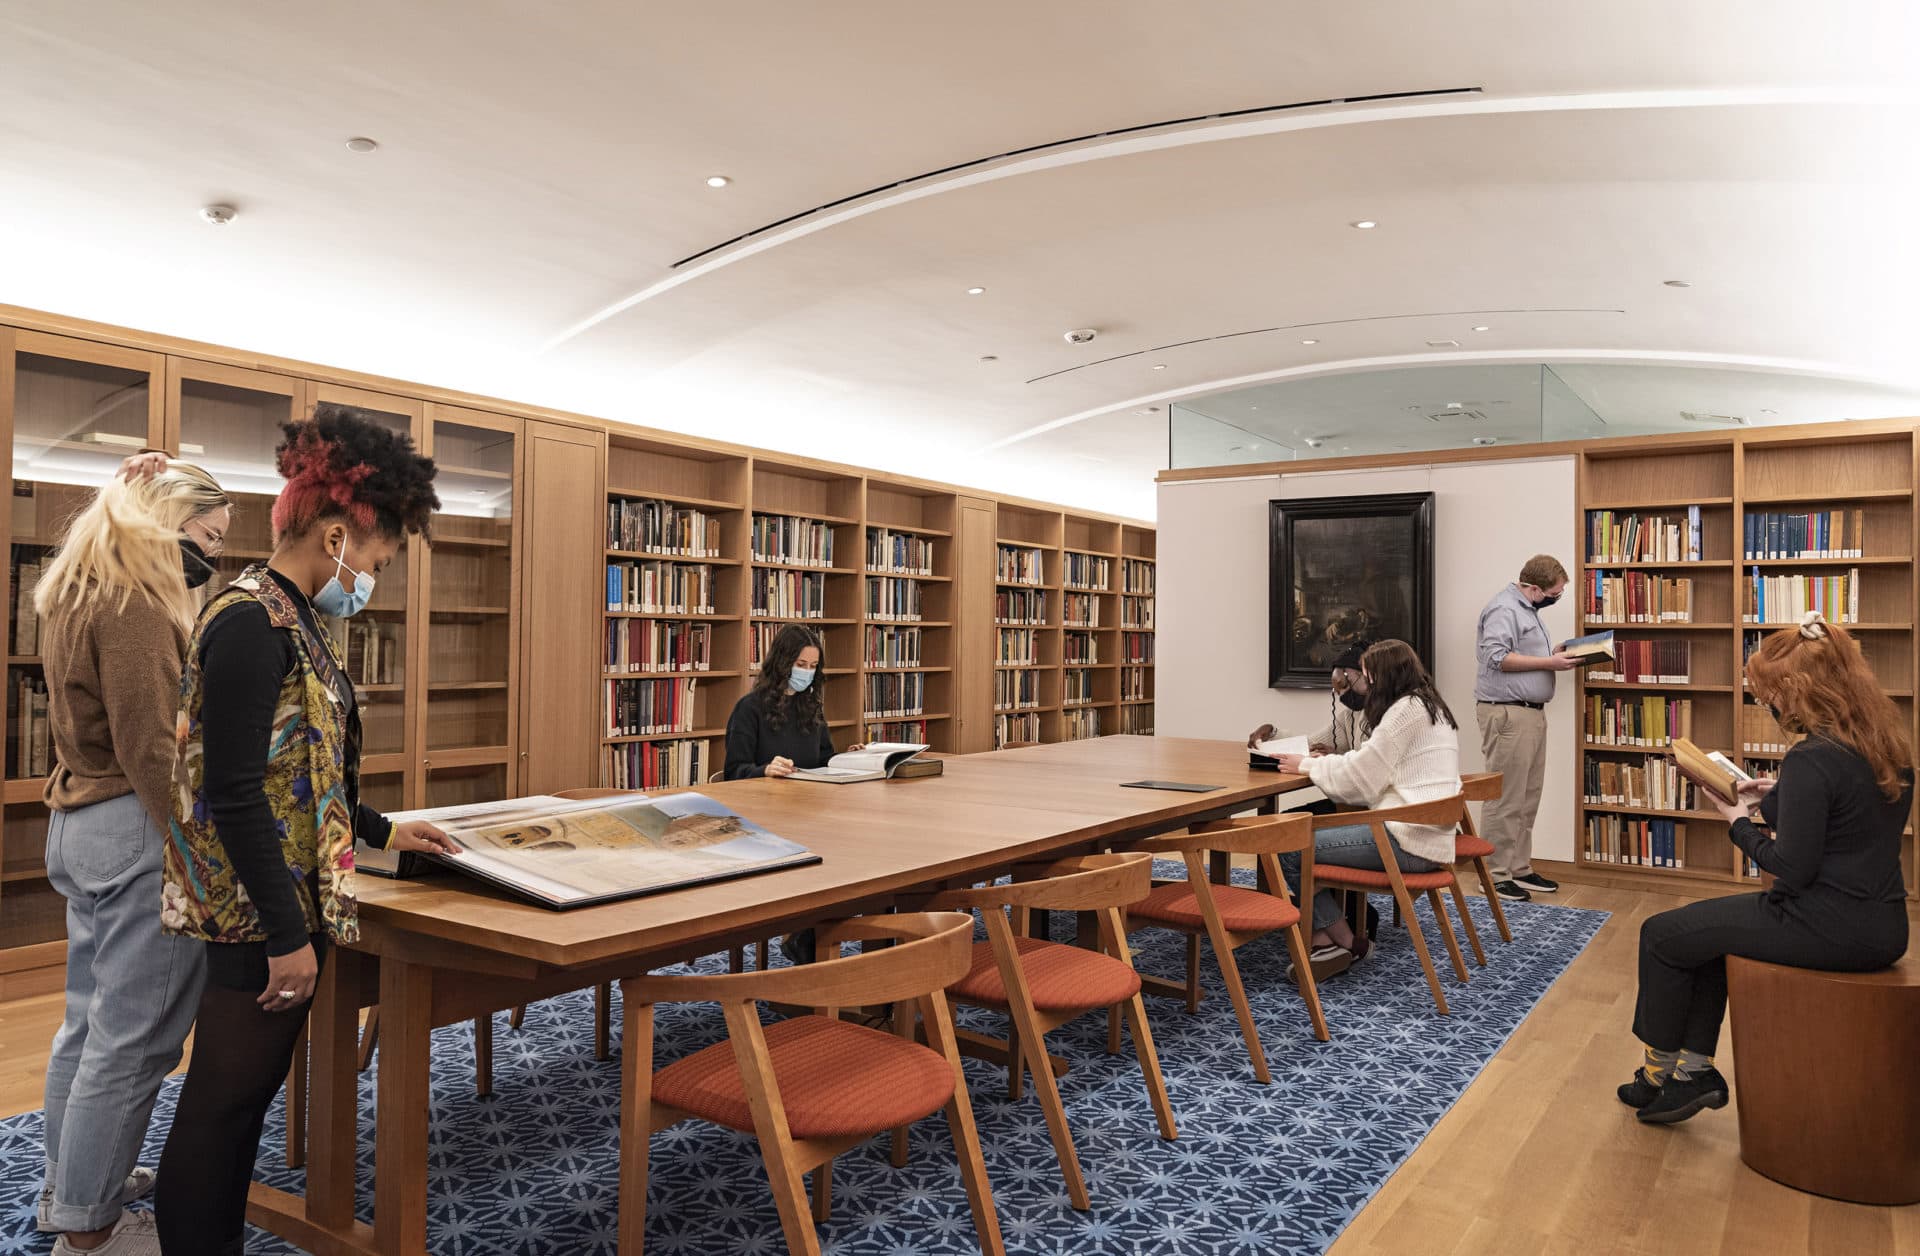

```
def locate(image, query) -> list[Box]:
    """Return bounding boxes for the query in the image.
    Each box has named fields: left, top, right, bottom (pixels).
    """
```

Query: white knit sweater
left=1304, top=695, right=1463, bottom=865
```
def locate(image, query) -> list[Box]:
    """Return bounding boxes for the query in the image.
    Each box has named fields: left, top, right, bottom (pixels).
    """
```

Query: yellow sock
left=1643, top=1045, right=1680, bottom=1085
left=1674, top=1049, right=1714, bottom=1081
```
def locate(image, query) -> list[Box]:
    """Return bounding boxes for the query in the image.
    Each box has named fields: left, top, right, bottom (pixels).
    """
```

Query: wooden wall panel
left=520, top=421, right=605, bottom=794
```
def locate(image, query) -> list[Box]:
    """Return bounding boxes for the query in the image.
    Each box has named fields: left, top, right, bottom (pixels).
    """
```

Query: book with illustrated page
left=375, top=792, right=819, bottom=908
left=1669, top=737, right=1753, bottom=805
left=1250, top=733, right=1310, bottom=768
left=1560, top=630, right=1617, bottom=667
left=789, top=742, right=930, bottom=783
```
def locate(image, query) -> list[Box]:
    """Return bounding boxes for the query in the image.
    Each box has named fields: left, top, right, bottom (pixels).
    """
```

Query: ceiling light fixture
left=1473, top=436, right=1499, bottom=446
left=706, top=175, right=731, bottom=188
left=1471, top=325, right=1490, bottom=332
left=1663, top=279, right=1691, bottom=288
left=344, top=137, right=379, bottom=153
left=1300, top=338, right=1319, bottom=346
left=978, top=355, right=998, bottom=363
left=1350, top=220, right=1378, bottom=229
left=966, top=286, right=985, bottom=295
left=1446, top=402, right=1462, bottom=409
left=1151, top=363, right=1167, bottom=370
left=199, top=203, right=236, bottom=226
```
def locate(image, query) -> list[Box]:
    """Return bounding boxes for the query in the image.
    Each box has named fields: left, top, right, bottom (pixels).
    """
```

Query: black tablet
left=1119, top=780, right=1224, bottom=793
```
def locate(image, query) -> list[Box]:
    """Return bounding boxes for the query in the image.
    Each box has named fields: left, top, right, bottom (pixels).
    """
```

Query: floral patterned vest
left=163, top=566, right=367, bottom=945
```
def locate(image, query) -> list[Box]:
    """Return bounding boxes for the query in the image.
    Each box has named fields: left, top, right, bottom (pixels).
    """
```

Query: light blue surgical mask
left=788, top=665, right=816, bottom=693
left=313, top=541, right=376, bottom=618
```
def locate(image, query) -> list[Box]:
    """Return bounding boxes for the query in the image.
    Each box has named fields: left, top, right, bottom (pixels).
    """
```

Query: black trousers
left=156, top=941, right=326, bottom=1255
left=1633, top=890, right=1907, bottom=1054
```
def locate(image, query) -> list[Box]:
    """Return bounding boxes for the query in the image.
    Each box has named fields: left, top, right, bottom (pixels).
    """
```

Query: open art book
left=1670, top=737, right=1753, bottom=805
left=379, top=792, right=819, bottom=909
left=789, top=742, right=931, bottom=783
left=1250, top=733, right=1310, bottom=768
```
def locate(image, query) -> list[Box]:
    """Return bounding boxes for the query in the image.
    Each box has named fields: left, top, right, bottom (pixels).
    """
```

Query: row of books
left=1065, top=707, right=1102, bottom=740
left=1583, top=758, right=1699, bottom=812
left=1740, top=702, right=1802, bottom=754
left=605, top=562, right=717, bottom=615
left=865, top=719, right=928, bottom=743
left=1588, top=638, right=1689, bottom=684
left=13, top=673, right=48, bottom=778
left=1064, top=667, right=1099, bottom=704
left=1121, top=559, right=1155, bottom=595
left=866, top=528, right=934, bottom=575
left=1062, top=592, right=1100, bottom=628
left=997, top=545, right=1046, bottom=586
left=995, top=589, right=1047, bottom=625
left=864, top=577, right=924, bottom=622
left=1121, top=665, right=1150, bottom=702
left=1062, top=553, right=1110, bottom=590
left=1582, top=572, right=1694, bottom=623
left=994, top=669, right=1039, bottom=711
left=602, top=737, right=709, bottom=790
left=1744, top=509, right=1866, bottom=560
left=997, top=627, right=1038, bottom=666
left=1121, top=595, right=1155, bottom=630
left=343, top=620, right=404, bottom=687
left=1585, top=507, right=1702, bottom=564
left=10, top=557, right=42, bottom=655
left=996, top=711, right=1041, bottom=746
left=606, top=619, right=712, bottom=673
left=1119, top=704, right=1153, bottom=735
left=1122, top=632, right=1156, bottom=665
left=750, top=569, right=826, bottom=619
left=862, top=671, right=925, bottom=718
left=608, top=500, right=721, bottom=558
left=1064, top=630, right=1098, bottom=665
left=1583, top=694, right=1693, bottom=747
left=751, top=513, right=836, bottom=567
left=1743, top=568, right=1860, bottom=624
left=864, top=625, right=923, bottom=668
left=604, top=677, right=699, bottom=737
left=1584, top=814, right=1687, bottom=868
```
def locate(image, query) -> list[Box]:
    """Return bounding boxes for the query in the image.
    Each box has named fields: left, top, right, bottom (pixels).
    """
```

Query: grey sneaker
left=50, top=1209, right=160, bottom=1255
left=38, top=1166, right=158, bottom=1232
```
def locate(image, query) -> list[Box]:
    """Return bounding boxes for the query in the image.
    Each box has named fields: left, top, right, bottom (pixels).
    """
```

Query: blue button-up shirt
left=1474, top=583, right=1557, bottom=704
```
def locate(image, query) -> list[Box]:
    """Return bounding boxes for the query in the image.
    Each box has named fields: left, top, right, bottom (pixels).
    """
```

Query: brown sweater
left=42, top=592, right=189, bottom=830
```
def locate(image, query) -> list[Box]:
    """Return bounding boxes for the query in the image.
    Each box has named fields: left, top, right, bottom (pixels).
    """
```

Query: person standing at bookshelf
left=31, top=456, right=226, bottom=1256
left=1474, top=554, right=1578, bottom=902
left=153, top=408, right=459, bottom=1254
left=1620, top=612, right=1910, bottom=1124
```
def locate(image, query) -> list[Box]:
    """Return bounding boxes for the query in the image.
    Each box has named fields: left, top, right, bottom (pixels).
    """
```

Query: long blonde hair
left=34, top=462, right=230, bottom=632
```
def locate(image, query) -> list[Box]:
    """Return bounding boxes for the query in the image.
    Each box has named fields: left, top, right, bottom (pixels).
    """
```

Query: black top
left=723, top=688, right=835, bottom=780
left=200, top=567, right=388, bottom=956
left=1731, top=733, right=1912, bottom=906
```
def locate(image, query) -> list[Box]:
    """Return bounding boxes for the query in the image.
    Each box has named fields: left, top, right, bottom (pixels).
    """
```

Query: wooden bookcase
left=1120, top=524, right=1157, bottom=737
left=993, top=503, right=1062, bottom=747
left=1575, top=430, right=1918, bottom=901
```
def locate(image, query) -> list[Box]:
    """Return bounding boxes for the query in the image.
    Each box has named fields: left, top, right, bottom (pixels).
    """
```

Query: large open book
left=1249, top=733, right=1311, bottom=769
left=379, top=792, right=820, bottom=909
left=1670, top=737, right=1753, bottom=805
left=1560, top=630, right=1617, bottom=668
left=790, top=742, right=930, bottom=783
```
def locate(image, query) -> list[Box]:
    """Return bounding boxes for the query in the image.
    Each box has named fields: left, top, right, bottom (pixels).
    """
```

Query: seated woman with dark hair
left=1618, top=612, right=1911, bottom=1124
left=725, top=624, right=844, bottom=779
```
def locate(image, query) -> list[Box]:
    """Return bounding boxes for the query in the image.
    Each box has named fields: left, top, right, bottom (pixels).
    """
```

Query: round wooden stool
left=1726, top=953, right=1920, bottom=1205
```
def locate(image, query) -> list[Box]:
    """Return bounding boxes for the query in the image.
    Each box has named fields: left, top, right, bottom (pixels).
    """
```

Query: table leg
left=1209, top=850, right=1231, bottom=886
left=308, top=946, right=363, bottom=1229
left=375, top=958, right=435, bottom=1254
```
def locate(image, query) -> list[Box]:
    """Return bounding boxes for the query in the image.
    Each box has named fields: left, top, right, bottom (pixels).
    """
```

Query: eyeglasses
left=186, top=519, right=226, bottom=557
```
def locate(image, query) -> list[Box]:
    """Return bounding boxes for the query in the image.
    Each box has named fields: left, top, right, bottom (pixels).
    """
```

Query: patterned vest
left=162, top=566, right=368, bottom=945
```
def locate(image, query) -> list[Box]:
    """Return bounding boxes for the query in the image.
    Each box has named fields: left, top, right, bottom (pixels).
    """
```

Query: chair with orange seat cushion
left=1121, top=812, right=1329, bottom=1085
left=1309, top=794, right=1475, bottom=1016
left=1454, top=771, right=1510, bottom=944
left=618, top=911, right=1003, bottom=1256
left=916, top=852, right=1175, bottom=1212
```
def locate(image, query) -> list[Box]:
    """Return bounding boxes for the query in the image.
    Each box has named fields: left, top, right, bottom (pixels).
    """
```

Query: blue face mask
left=312, top=541, right=376, bottom=618
left=788, top=665, right=816, bottom=693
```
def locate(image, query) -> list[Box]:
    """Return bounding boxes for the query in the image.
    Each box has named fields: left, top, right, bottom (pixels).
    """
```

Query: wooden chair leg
left=1105, top=1003, right=1122, bottom=1055
left=357, top=1006, right=381, bottom=1072
left=594, top=981, right=614, bottom=1061
left=1396, top=884, right=1451, bottom=1015
left=921, top=991, right=1006, bottom=1256
left=1280, top=922, right=1331, bottom=1042
left=811, top=1160, right=833, bottom=1223
left=1120, top=993, right=1178, bottom=1140
left=890, top=997, right=915, bottom=1168
left=728, top=945, right=745, bottom=973
left=1183, top=934, right=1202, bottom=1013
left=985, top=912, right=1090, bottom=1210
left=1448, top=874, right=1488, bottom=967
left=722, top=1001, right=822, bottom=1256
left=1474, top=856, right=1513, bottom=942
left=1426, top=888, right=1471, bottom=983
left=473, top=1013, right=494, bottom=1098
left=1005, top=1016, right=1023, bottom=1100
left=285, top=1024, right=308, bottom=1169
left=1208, top=925, right=1271, bottom=1084
left=508, top=1004, right=526, bottom=1031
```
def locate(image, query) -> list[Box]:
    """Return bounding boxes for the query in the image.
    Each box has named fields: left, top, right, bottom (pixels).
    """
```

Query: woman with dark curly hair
left=723, top=624, right=843, bottom=779
left=154, top=405, right=459, bottom=1253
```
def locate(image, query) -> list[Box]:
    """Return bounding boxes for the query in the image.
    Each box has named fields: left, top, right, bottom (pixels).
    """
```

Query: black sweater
left=200, top=568, right=389, bottom=956
left=724, top=689, right=835, bottom=780
left=1731, top=733, right=1911, bottom=907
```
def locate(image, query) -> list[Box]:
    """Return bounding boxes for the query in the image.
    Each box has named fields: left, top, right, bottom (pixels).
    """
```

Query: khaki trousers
left=1476, top=701, right=1547, bottom=880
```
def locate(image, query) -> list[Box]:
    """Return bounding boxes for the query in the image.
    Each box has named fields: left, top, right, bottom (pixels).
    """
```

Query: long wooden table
left=249, top=736, right=1308, bottom=1255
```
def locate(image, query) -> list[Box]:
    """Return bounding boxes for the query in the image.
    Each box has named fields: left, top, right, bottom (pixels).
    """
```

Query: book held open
left=1670, top=737, right=1754, bottom=805
left=789, top=741, right=931, bottom=783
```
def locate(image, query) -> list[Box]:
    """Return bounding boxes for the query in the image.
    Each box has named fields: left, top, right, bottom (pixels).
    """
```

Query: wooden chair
left=1307, top=795, right=1474, bottom=1016
left=1122, top=812, right=1329, bottom=1085
left=917, top=852, right=1175, bottom=1211
left=1453, top=771, right=1511, bottom=944
left=619, top=911, right=1003, bottom=1256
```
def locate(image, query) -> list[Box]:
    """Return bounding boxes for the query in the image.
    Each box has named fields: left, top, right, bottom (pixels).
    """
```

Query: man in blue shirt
left=1474, top=555, right=1577, bottom=901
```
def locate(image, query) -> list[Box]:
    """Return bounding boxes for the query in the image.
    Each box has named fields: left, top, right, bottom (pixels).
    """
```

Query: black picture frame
left=1268, top=492, right=1435, bottom=688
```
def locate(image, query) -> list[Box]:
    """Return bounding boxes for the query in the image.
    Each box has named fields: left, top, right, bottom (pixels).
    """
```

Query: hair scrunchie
left=1798, top=609, right=1827, bottom=640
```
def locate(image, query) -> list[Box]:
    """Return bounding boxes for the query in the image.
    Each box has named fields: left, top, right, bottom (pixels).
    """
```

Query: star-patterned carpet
left=1, top=886, right=1604, bottom=1255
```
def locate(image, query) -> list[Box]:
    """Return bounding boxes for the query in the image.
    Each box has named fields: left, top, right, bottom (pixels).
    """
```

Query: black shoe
left=1365, top=902, right=1380, bottom=939
left=1616, top=1067, right=1663, bottom=1109
left=779, top=929, right=817, bottom=966
left=1512, top=871, right=1559, bottom=893
left=1494, top=880, right=1532, bottom=903
left=1635, top=1066, right=1730, bottom=1124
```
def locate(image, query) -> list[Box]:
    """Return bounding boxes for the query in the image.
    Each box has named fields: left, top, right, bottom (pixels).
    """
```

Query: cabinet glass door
left=171, top=365, right=298, bottom=596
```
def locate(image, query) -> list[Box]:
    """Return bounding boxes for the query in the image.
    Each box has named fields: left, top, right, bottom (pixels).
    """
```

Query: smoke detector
left=1063, top=328, right=1098, bottom=345
left=1473, top=436, right=1499, bottom=446
left=1303, top=437, right=1325, bottom=449
left=200, top=203, right=236, bottom=226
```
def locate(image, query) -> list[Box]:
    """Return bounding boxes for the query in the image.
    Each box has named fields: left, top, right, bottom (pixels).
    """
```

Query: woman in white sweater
left=1268, top=639, right=1463, bottom=959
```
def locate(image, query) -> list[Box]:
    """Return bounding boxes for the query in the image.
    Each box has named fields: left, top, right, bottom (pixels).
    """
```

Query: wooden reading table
left=249, top=736, right=1308, bottom=1255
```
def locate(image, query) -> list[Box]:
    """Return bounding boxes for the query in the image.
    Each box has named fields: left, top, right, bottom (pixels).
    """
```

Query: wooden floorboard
left=1, top=885, right=1913, bottom=1252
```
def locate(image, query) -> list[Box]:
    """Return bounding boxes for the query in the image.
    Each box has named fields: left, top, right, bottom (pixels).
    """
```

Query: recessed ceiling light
left=1151, top=363, right=1167, bottom=370
left=1446, top=402, right=1462, bottom=409
left=1471, top=325, right=1491, bottom=332
left=706, top=175, right=731, bottom=188
left=344, top=137, right=379, bottom=154
left=1760, top=407, right=1778, bottom=415
left=1350, top=220, right=1378, bottom=230
left=1473, top=436, right=1499, bottom=446
left=1300, top=338, right=1319, bottom=346
left=966, top=286, right=986, bottom=296
left=1426, top=338, right=1460, bottom=348
left=978, top=355, right=998, bottom=363
left=1663, top=279, right=1691, bottom=288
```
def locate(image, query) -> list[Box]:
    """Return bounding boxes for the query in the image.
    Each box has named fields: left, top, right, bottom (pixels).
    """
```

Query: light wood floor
left=1, top=885, right=1913, bottom=1254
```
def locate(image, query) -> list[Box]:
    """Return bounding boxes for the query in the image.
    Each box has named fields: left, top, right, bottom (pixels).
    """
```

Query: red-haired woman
left=1620, top=611, right=1911, bottom=1124
left=155, top=406, right=459, bottom=1253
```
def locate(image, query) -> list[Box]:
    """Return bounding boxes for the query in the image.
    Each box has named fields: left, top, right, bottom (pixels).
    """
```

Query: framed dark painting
left=1268, top=492, right=1434, bottom=688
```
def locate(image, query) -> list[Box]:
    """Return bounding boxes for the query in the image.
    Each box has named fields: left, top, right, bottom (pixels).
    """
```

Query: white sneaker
left=37, top=1166, right=158, bottom=1233
left=50, top=1209, right=160, bottom=1255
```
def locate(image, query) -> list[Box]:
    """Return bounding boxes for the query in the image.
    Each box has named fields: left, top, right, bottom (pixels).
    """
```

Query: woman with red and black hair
left=155, top=405, right=459, bottom=1254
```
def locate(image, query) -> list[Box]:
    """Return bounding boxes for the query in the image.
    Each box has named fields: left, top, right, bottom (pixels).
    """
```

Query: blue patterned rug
left=0, top=889, right=1604, bottom=1255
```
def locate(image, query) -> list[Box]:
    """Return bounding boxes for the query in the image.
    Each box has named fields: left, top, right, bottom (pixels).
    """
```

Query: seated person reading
left=1248, top=638, right=1374, bottom=815
left=724, top=625, right=855, bottom=779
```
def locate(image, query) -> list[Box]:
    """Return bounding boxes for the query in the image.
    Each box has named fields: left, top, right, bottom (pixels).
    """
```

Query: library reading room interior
left=0, top=4, right=1917, bottom=1255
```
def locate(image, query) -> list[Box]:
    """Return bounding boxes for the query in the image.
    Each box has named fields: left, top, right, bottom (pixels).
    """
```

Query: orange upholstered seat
left=948, top=936, right=1142, bottom=1010
left=653, top=1014, right=955, bottom=1140
left=1130, top=881, right=1301, bottom=933
left=1311, top=865, right=1458, bottom=892
left=1455, top=834, right=1495, bottom=859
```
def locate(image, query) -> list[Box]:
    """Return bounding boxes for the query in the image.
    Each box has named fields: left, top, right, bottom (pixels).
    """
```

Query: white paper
left=1253, top=735, right=1310, bottom=757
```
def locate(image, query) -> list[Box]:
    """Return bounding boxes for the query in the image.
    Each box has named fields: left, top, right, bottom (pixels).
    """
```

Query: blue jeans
left=1280, top=822, right=1443, bottom=932
left=42, top=792, right=205, bottom=1232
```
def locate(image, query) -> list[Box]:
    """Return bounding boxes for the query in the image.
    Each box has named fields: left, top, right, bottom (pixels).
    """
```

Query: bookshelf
left=1576, top=431, right=1918, bottom=900
left=861, top=478, right=957, bottom=749
left=1120, top=525, right=1157, bottom=737
left=994, top=504, right=1062, bottom=746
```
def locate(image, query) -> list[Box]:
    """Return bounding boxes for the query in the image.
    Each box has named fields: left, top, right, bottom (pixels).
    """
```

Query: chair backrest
left=924, top=852, right=1152, bottom=912
left=1000, top=740, right=1040, bottom=750
left=1309, top=793, right=1466, bottom=832
left=625, top=911, right=976, bottom=1009
left=1130, top=813, right=1313, bottom=858
left=1460, top=772, right=1502, bottom=803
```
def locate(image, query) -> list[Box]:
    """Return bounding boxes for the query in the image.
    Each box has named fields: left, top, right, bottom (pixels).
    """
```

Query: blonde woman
left=36, top=457, right=230, bottom=1256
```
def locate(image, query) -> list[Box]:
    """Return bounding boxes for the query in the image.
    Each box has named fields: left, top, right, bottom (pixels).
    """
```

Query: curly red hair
left=271, top=406, right=439, bottom=542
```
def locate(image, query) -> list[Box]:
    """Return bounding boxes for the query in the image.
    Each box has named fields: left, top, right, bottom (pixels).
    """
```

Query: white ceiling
left=3, top=1, right=1918, bottom=518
